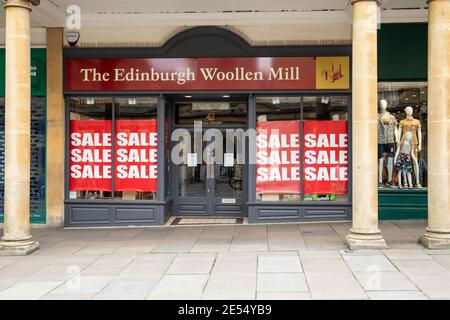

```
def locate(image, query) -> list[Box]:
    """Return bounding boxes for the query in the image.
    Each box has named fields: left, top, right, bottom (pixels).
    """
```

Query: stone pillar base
left=345, top=232, right=388, bottom=250
left=0, top=239, right=40, bottom=256
left=419, top=232, right=450, bottom=250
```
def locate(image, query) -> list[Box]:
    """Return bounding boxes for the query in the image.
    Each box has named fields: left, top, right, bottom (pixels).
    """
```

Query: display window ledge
left=247, top=201, right=351, bottom=206
left=378, top=188, right=427, bottom=194
left=64, top=199, right=168, bottom=205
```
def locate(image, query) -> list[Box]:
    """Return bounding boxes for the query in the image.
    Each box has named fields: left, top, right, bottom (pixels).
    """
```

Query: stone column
left=46, top=28, right=65, bottom=228
left=0, top=0, right=40, bottom=256
left=345, top=0, right=387, bottom=249
left=419, top=0, right=450, bottom=249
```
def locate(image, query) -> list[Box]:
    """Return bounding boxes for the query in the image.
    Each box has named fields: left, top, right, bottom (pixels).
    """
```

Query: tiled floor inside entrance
left=1, top=220, right=450, bottom=300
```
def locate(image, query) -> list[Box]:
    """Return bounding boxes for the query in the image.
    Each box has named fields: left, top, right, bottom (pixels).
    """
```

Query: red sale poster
left=256, top=120, right=301, bottom=194
left=114, top=120, right=158, bottom=192
left=69, top=120, right=113, bottom=191
left=303, top=120, right=348, bottom=194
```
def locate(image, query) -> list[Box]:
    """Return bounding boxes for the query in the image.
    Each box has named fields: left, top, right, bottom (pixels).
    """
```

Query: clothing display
left=395, top=140, right=413, bottom=172
left=378, top=143, right=395, bottom=159
left=378, top=113, right=397, bottom=144
left=399, top=118, right=421, bottom=147
left=376, top=99, right=427, bottom=190
left=395, top=153, right=413, bottom=172
left=378, top=83, right=429, bottom=192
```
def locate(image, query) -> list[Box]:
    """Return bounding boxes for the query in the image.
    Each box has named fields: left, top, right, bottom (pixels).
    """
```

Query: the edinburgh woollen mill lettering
left=65, top=57, right=351, bottom=91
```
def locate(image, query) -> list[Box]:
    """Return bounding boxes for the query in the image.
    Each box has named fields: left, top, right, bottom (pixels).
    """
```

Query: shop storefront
left=63, top=27, right=352, bottom=226
left=0, top=48, right=46, bottom=224
left=377, top=23, right=428, bottom=220
left=3, top=0, right=450, bottom=254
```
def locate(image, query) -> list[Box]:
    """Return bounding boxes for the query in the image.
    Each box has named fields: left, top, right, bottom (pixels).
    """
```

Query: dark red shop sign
left=65, top=57, right=350, bottom=91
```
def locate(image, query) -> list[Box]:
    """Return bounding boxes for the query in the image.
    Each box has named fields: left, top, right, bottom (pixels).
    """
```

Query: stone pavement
left=1, top=220, right=450, bottom=300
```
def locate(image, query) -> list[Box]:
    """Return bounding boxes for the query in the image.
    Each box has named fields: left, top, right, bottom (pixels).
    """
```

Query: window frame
left=64, top=95, right=163, bottom=204
left=251, top=93, right=352, bottom=206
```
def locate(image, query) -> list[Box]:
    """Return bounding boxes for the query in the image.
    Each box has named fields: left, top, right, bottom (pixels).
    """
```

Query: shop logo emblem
left=316, top=56, right=349, bottom=89
left=321, top=62, right=344, bottom=83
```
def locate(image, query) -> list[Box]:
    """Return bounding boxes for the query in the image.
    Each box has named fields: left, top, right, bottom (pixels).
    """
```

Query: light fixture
left=222, top=95, right=230, bottom=98
left=185, top=95, right=192, bottom=98
left=86, top=98, right=95, bottom=105
left=128, top=98, right=137, bottom=105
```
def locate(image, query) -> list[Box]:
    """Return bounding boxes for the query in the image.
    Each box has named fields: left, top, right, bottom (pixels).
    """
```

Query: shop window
left=377, top=82, right=427, bottom=190
left=256, top=97, right=301, bottom=202
left=114, top=97, right=158, bottom=200
left=69, top=97, right=113, bottom=200
left=68, top=97, right=158, bottom=201
left=255, top=96, right=349, bottom=202
left=0, top=97, right=46, bottom=222
left=302, top=96, right=349, bottom=202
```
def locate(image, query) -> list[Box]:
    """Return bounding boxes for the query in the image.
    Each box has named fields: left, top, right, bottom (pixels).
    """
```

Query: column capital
left=4, top=0, right=39, bottom=10
left=351, top=0, right=381, bottom=5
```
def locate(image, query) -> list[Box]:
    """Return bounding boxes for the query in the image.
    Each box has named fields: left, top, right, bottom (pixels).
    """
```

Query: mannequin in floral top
left=394, top=131, right=414, bottom=189
left=377, top=99, right=398, bottom=188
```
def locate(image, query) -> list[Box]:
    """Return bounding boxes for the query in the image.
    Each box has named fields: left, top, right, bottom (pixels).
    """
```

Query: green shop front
left=0, top=48, right=46, bottom=224
left=377, top=23, right=428, bottom=220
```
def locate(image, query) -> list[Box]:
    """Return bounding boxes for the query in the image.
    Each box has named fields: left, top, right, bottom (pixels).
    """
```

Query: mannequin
left=377, top=99, right=398, bottom=188
left=398, top=106, right=422, bottom=188
left=394, top=131, right=414, bottom=189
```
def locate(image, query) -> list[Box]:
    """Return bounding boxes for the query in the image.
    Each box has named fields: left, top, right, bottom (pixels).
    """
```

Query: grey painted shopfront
left=63, top=27, right=353, bottom=226
left=0, top=23, right=430, bottom=228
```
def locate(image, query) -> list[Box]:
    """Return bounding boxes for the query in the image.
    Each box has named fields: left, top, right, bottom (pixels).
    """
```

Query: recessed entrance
left=170, top=94, right=248, bottom=217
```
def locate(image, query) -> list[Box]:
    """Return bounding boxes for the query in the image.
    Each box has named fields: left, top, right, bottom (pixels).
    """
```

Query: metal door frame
left=171, top=98, right=249, bottom=217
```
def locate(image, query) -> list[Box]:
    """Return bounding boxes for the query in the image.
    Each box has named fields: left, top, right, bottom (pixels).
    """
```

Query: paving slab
left=382, top=249, right=432, bottom=260
left=94, top=280, right=158, bottom=300
left=392, top=259, right=450, bottom=280
left=202, top=274, right=256, bottom=300
left=366, top=290, right=428, bottom=300
left=257, top=252, right=302, bottom=273
left=49, top=276, right=113, bottom=295
left=0, top=281, right=62, bottom=300
left=190, top=239, right=232, bottom=252
left=342, top=255, right=397, bottom=272
left=430, top=255, right=450, bottom=271
left=412, top=278, right=450, bottom=299
left=118, top=254, right=175, bottom=279
left=257, top=273, right=308, bottom=292
left=352, top=271, right=418, bottom=291
left=211, top=252, right=257, bottom=275
left=166, top=253, right=216, bottom=275
left=147, top=274, right=208, bottom=300
left=256, top=292, right=312, bottom=300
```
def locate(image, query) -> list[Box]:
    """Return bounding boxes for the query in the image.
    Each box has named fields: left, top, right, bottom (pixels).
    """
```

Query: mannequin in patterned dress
left=398, top=106, right=422, bottom=188
left=394, top=131, right=414, bottom=189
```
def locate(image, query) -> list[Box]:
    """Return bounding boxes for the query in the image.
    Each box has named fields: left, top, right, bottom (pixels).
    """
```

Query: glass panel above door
left=175, top=102, right=247, bottom=125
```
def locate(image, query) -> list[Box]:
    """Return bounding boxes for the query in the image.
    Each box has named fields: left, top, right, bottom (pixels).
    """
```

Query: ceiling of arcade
left=0, top=0, right=429, bottom=46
